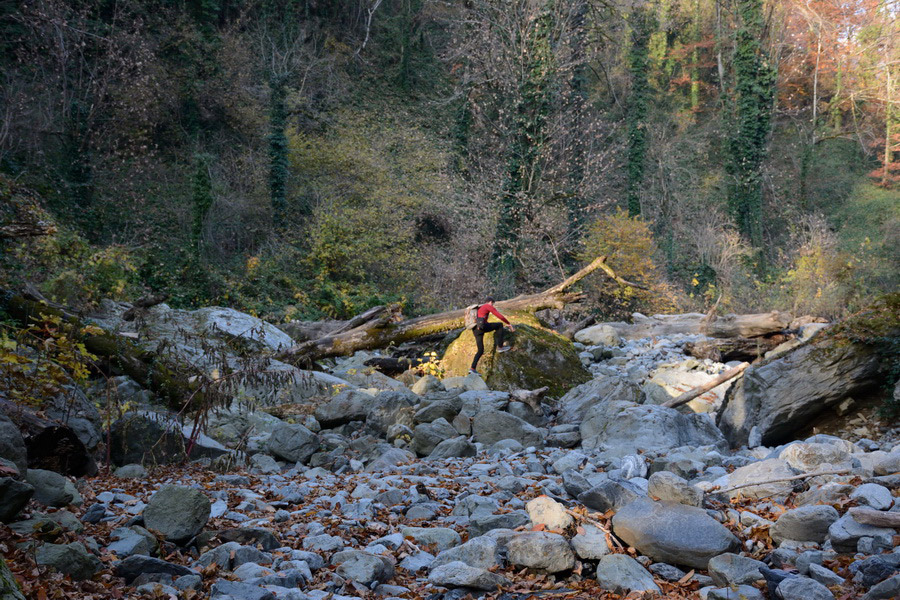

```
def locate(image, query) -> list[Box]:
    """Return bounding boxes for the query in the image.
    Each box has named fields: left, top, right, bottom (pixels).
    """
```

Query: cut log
left=849, top=506, right=900, bottom=528
left=662, top=362, right=750, bottom=409
left=683, top=336, right=787, bottom=362
left=595, top=311, right=793, bottom=341
left=277, top=256, right=637, bottom=365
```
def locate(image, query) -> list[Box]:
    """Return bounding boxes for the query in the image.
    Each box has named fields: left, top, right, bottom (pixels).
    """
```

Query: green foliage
left=191, top=154, right=214, bottom=251
left=269, top=78, right=289, bottom=221
left=626, top=6, right=654, bottom=217
left=726, top=0, right=776, bottom=248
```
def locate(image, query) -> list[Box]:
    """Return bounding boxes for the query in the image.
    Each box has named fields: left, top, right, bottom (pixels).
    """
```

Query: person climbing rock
left=469, top=297, right=515, bottom=375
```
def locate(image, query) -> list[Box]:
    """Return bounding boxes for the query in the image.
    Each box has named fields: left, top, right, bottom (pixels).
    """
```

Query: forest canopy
left=1, top=0, right=897, bottom=321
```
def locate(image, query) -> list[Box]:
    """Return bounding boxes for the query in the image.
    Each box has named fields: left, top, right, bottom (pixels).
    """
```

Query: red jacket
left=477, top=303, right=510, bottom=325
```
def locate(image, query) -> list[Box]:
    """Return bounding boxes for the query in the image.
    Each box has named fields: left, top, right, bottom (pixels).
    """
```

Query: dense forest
left=1, top=0, right=897, bottom=321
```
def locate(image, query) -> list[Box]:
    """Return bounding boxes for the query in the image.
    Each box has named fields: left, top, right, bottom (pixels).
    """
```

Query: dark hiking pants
left=471, top=322, right=505, bottom=370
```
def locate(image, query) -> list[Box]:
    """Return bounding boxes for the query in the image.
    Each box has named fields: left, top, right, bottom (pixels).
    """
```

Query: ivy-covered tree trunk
left=566, top=0, right=589, bottom=250
left=726, top=0, right=776, bottom=247
left=625, top=6, right=653, bottom=217
left=268, top=75, right=289, bottom=221
left=490, top=1, right=556, bottom=295
left=191, top=154, right=213, bottom=253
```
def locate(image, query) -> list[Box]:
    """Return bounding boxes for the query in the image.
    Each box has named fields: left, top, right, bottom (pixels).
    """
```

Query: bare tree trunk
left=662, top=362, right=750, bottom=409
left=277, top=256, right=641, bottom=364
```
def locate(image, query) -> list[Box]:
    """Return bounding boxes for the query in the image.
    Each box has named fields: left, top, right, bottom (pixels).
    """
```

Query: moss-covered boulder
left=442, top=315, right=590, bottom=396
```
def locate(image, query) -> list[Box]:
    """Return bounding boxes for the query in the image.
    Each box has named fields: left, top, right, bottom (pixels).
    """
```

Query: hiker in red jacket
left=470, top=297, right=515, bottom=375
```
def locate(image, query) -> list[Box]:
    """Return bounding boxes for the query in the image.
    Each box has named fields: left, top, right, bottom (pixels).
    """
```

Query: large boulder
left=712, top=459, right=798, bottom=501
left=718, top=333, right=885, bottom=447
left=0, top=478, right=33, bottom=522
left=611, top=498, right=741, bottom=569
left=314, top=389, right=379, bottom=428
left=266, top=423, right=319, bottom=464
left=143, top=485, right=210, bottom=543
left=506, top=532, right=575, bottom=573
left=580, top=400, right=726, bottom=456
left=557, top=377, right=643, bottom=425
left=0, top=411, right=27, bottom=475
left=0, top=555, right=24, bottom=600
left=108, top=412, right=228, bottom=466
left=25, top=469, right=73, bottom=507
left=442, top=319, right=590, bottom=396
left=574, top=324, right=622, bottom=346
left=770, top=505, right=840, bottom=544
left=472, top=409, right=543, bottom=448
left=35, top=542, right=100, bottom=580
left=595, top=554, right=660, bottom=594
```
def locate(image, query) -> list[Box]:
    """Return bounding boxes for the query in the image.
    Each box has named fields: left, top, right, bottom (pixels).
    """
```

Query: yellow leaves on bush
left=0, top=314, right=97, bottom=408
left=578, top=209, right=680, bottom=318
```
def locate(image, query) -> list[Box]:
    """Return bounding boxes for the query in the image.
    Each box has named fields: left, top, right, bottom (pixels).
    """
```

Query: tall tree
left=626, top=4, right=654, bottom=217
left=726, top=0, right=776, bottom=247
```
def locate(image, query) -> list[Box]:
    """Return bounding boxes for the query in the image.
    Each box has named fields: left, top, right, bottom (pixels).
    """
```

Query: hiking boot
left=497, top=345, right=512, bottom=353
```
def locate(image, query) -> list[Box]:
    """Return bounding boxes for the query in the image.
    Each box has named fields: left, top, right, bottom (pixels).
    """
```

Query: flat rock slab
left=506, top=531, right=574, bottom=573
left=771, top=505, right=839, bottom=544
left=595, top=554, right=660, bottom=594
left=612, top=498, right=740, bottom=569
left=428, top=561, right=509, bottom=590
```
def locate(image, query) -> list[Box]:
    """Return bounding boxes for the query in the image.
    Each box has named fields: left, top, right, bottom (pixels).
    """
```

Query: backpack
left=464, top=304, right=480, bottom=330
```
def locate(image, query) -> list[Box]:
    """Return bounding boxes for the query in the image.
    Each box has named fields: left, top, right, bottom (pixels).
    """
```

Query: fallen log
left=683, top=336, right=787, bottom=362
left=122, top=293, right=169, bottom=321
left=662, top=362, right=750, bottom=409
left=595, top=311, right=794, bottom=341
left=277, top=256, right=638, bottom=365
left=363, top=356, right=417, bottom=376
left=709, top=468, right=851, bottom=496
left=849, top=506, right=900, bottom=528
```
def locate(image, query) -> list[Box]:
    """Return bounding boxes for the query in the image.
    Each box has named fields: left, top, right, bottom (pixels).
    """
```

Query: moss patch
left=441, top=313, right=590, bottom=396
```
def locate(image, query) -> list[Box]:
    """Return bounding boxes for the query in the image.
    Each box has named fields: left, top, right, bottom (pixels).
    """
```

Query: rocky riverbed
left=1, top=303, right=898, bottom=600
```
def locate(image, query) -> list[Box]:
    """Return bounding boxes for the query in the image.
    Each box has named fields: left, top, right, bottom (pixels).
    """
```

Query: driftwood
left=709, top=468, right=852, bottom=496
left=849, top=506, right=900, bottom=528
left=683, top=336, right=787, bottom=362
left=277, top=256, right=638, bottom=365
left=596, top=311, right=794, bottom=341
left=510, top=386, right=549, bottom=412
left=662, top=362, right=750, bottom=409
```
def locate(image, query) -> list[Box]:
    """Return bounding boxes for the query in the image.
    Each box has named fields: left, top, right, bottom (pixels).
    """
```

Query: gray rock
left=332, top=550, right=393, bottom=584
left=303, top=534, right=345, bottom=553
left=611, top=498, right=740, bottom=569
left=0, top=411, right=28, bottom=475
left=428, top=436, right=476, bottom=459
left=315, top=389, right=378, bottom=428
left=452, top=495, right=500, bottom=519
left=35, top=542, right=99, bottom=580
left=107, top=525, right=158, bottom=557
left=218, top=527, right=280, bottom=551
left=399, top=551, right=435, bottom=572
left=771, top=505, right=840, bottom=544
left=468, top=512, right=530, bottom=537
left=472, top=409, right=543, bottom=448
left=852, top=556, right=897, bottom=587
left=415, top=400, right=459, bottom=424
left=827, top=514, right=896, bottom=553
left=108, top=411, right=227, bottom=466
left=778, top=442, right=854, bottom=472
left=708, top=586, right=764, bottom=600
left=562, top=470, right=592, bottom=499
left=412, top=375, right=443, bottom=395
left=412, top=418, right=459, bottom=456
left=595, top=554, right=660, bottom=594
left=648, top=471, right=702, bottom=506
left=648, top=562, right=686, bottom=581
left=266, top=423, right=319, bottom=464
left=427, top=561, right=508, bottom=590
left=210, top=580, right=275, bottom=600
left=25, top=469, right=73, bottom=507
left=571, top=523, right=611, bottom=560
left=712, top=459, right=798, bottom=501
left=0, top=477, right=33, bottom=522
left=850, top=483, right=893, bottom=510
left=578, top=479, right=643, bottom=513
left=707, top=553, right=764, bottom=586
left=431, top=537, right=500, bottom=571
left=864, top=574, right=900, bottom=600
left=808, top=563, right=844, bottom=586
left=113, top=464, right=147, bottom=479
left=195, top=542, right=272, bottom=570
left=249, top=453, right=281, bottom=474
left=365, top=447, right=415, bottom=472
left=557, top=377, right=644, bottom=425
left=143, top=485, right=210, bottom=543
left=506, top=532, right=574, bottom=573
left=580, top=400, right=725, bottom=456
left=525, top=495, right=573, bottom=531
left=0, top=555, right=24, bottom=600
left=574, top=324, right=622, bottom=347
left=400, top=526, right=461, bottom=552
left=366, top=391, right=416, bottom=435
left=718, top=338, right=881, bottom=447
left=776, top=576, right=836, bottom=600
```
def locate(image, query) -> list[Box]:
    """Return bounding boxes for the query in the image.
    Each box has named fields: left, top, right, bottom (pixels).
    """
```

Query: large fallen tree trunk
left=277, top=256, right=641, bottom=365
left=683, top=336, right=788, bottom=362
left=592, top=311, right=794, bottom=341
left=0, top=289, right=199, bottom=409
